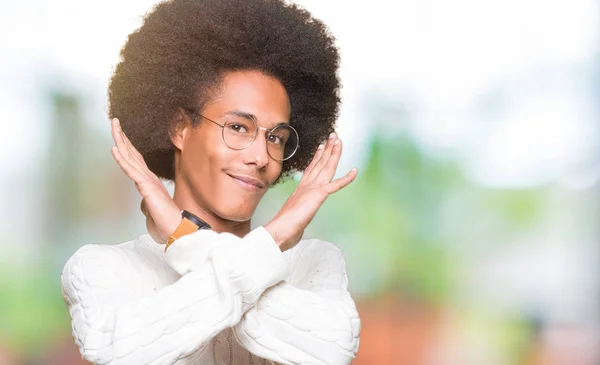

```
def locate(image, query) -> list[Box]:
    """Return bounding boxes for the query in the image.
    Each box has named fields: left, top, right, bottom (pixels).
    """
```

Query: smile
left=227, top=173, right=265, bottom=191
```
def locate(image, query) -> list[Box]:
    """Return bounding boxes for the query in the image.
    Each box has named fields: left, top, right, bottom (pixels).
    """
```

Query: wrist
left=164, top=211, right=182, bottom=243
left=264, top=220, right=303, bottom=252
left=264, top=221, right=287, bottom=249
left=157, top=206, right=183, bottom=244
left=164, top=210, right=212, bottom=251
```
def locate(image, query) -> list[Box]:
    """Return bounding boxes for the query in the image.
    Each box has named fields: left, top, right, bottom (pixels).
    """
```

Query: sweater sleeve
left=61, top=227, right=288, bottom=365
left=232, top=239, right=361, bottom=365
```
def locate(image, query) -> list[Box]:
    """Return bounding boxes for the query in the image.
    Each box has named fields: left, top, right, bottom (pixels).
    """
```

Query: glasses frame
left=182, top=107, right=300, bottom=162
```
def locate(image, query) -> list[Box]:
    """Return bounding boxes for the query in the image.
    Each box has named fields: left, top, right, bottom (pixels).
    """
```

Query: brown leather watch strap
left=164, top=217, right=199, bottom=252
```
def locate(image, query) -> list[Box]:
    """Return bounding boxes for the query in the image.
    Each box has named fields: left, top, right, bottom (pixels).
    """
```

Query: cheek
left=181, top=132, right=225, bottom=197
left=266, top=164, right=283, bottom=186
left=190, top=139, right=228, bottom=188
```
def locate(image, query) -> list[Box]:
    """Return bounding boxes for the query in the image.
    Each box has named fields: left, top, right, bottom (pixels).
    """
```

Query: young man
left=61, top=0, right=360, bottom=364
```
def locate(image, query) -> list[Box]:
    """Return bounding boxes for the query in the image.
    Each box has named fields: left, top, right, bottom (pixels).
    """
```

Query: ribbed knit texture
left=61, top=227, right=360, bottom=365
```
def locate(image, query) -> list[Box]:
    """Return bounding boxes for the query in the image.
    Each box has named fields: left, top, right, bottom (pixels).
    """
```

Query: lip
left=227, top=173, right=266, bottom=190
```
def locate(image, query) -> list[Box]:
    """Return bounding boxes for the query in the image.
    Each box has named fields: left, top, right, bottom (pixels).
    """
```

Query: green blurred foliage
left=1, top=89, right=554, bottom=363
left=0, top=262, right=70, bottom=354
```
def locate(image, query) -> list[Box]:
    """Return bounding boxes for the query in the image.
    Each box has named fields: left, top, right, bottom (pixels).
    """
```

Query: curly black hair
left=108, top=0, right=341, bottom=184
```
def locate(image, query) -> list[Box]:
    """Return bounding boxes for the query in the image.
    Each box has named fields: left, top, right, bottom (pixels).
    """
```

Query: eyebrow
left=221, top=110, right=289, bottom=128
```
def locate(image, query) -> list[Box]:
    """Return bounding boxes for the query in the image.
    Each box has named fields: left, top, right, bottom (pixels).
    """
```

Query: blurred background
left=1, top=0, right=599, bottom=364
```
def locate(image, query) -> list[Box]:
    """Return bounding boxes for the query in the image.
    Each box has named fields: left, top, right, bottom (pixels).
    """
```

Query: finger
left=308, top=132, right=337, bottom=179
left=113, top=118, right=146, bottom=167
left=316, top=138, right=342, bottom=183
left=111, top=119, right=131, bottom=160
left=120, top=127, right=148, bottom=168
left=112, top=120, right=163, bottom=189
left=111, top=118, right=124, bottom=150
left=112, top=119, right=149, bottom=172
left=324, top=167, right=357, bottom=194
left=302, top=143, right=325, bottom=177
left=111, top=145, right=148, bottom=185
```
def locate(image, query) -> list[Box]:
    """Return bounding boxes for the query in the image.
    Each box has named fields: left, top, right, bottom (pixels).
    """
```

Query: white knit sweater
left=61, top=226, right=361, bottom=365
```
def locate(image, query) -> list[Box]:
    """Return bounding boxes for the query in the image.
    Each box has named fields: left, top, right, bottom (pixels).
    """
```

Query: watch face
left=182, top=210, right=211, bottom=229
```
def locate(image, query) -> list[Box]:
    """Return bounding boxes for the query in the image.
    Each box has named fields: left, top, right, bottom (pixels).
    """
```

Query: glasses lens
left=222, top=116, right=257, bottom=150
left=267, top=125, right=299, bottom=161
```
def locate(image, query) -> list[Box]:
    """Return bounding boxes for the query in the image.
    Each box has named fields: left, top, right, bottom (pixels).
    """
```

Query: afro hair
left=108, top=0, right=341, bottom=184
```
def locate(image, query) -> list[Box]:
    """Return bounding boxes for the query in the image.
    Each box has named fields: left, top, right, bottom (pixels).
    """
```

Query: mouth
left=227, top=173, right=266, bottom=191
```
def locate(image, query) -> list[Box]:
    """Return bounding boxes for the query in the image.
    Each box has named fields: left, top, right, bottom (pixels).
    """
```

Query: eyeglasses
left=183, top=107, right=299, bottom=161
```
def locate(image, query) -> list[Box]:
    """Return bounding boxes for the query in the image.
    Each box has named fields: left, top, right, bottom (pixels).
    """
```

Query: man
left=61, top=0, right=360, bottom=364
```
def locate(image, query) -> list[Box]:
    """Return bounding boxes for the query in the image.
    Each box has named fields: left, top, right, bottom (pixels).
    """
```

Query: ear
left=170, top=108, right=192, bottom=151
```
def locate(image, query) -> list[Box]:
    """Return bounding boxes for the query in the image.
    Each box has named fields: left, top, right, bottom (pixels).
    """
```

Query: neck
left=172, top=181, right=251, bottom=239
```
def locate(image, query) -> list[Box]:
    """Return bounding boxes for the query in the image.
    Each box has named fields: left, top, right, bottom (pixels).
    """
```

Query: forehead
left=207, top=70, right=291, bottom=127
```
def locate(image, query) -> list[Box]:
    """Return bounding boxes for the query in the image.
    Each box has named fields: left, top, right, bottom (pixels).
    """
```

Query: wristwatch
left=164, top=210, right=211, bottom=252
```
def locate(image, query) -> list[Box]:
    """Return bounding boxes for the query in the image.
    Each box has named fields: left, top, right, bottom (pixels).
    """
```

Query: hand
left=110, top=118, right=181, bottom=244
left=265, top=133, right=357, bottom=251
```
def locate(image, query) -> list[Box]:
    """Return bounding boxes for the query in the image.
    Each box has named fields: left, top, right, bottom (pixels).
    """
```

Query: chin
left=222, top=212, right=252, bottom=222
left=215, top=205, right=255, bottom=222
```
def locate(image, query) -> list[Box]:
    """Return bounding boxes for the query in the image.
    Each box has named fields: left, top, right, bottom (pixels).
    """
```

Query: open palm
left=110, top=118, right=181, bottom=244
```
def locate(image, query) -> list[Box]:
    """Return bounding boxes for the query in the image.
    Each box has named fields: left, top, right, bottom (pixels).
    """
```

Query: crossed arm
left=62, top=227, right=360, bottom=365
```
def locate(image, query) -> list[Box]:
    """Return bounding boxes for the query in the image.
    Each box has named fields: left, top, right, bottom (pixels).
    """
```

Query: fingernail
left=329, top=132, right=336, bottom=139
left=334, top=139, right=340, bottom=145
left=318, top=144, right=325, bottom=149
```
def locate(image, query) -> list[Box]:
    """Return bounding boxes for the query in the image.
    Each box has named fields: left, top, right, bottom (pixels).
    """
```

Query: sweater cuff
left=164, top=226, right=288, bottom=284
left=164, top=229, right=219, bottom=274
left=219, top=226, right=290, bottom=298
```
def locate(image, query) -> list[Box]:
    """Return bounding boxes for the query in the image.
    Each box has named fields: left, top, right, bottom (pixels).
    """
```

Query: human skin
left=110, top=70, right=357, bottom=250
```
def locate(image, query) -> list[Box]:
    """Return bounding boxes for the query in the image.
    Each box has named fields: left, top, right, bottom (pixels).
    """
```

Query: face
left=172, top=70, right=291, bottom=222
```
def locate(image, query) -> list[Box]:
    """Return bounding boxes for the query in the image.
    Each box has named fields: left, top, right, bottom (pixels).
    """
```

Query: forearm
left=233, top=281, right=360, bottom=365
left=62, top=230, right=288, bottom=365
left=161, top=230, right=362, bottom=365
left=233, top=240, right=361, bottom=365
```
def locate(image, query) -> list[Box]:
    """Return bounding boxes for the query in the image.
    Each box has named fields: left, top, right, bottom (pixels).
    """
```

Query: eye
left=228, top=123, right=249, bottom=133
left=267, top=134, right=284, bottom=145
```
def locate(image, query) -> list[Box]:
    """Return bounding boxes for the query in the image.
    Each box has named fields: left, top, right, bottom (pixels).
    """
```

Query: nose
left=243, top=128, right=270, bottom=168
